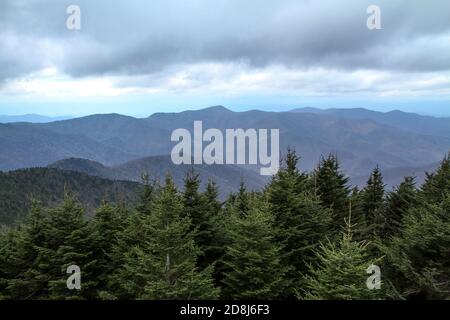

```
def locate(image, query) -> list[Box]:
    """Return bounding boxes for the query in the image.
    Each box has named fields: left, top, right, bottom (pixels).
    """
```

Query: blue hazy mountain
left=291, top=107, right=450, bottom=138
left=0, top=106, right=449, bottom=189
left=0, top=114, right=72, bottom=123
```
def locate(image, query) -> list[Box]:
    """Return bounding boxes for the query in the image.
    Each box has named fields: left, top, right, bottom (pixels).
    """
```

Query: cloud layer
left=1, top=0, right=450, bottom=100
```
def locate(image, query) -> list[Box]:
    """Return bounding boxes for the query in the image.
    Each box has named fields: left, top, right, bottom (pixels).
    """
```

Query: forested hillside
left=0, top=150, right=448, bottom=300
left=0, top=168, right=142, bottom=226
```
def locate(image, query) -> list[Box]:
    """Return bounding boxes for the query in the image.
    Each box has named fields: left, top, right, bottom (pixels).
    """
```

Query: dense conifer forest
left=0, top=149, right=449, bottom=300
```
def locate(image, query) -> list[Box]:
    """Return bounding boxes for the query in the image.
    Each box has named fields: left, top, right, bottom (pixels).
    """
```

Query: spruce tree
left=420, top=154, right=450, bottom=204
left=221, top=199, right=290, bottom=299
left=0, top=201, right=49, bottom=299
left=110, top=174, right=219, bottom=299
left=183, top=169, right=222, bottom=270
left=362, top=166, right=386, bottom=240
left=314, top=154, right=351, bottom=231
left=348, top=186, right=367, bottom=241
left=88, top=203, right=125, bottom=298
left=46, top=194, right=97, bottom=300
left=235, top=179, right=250, bottom=216
left=385, top=177, right=417, bottom=237
left=382, top=196, right=450, bottom=299
left=301, top=219, right=386, bottom=300
left=99, top=178, right=160, bottom=299
left=136, top=173, right=157, bottom=215
left=1, top=194, right=97, bottom=300
left=182, top=167, right=203, bottom=222
left=202, top=179, right=227, bottom=276
left=267, top=149, right=332, bottom=294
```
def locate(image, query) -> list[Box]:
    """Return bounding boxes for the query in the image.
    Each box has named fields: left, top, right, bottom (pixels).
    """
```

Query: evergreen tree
left=0, top=228, right=9, bottom=299
left=0, top=201, right=49, bottom=299
left=314, top=154, right=351, bottom=231
left=88, top=203, right=125, bottom=298
left=301, top=220, right=386, bottom=300
left=183, top=169, right=222, bottom=270
left=348, top=187, right=367, bottom=241
left=110, top=174, right=219, bottom=299
left=382, top=196, right=450, bottom=299
left=421, top=154, right=450, bottom=204
left=267, top=149, right=332, bottom=294
left=0, top=194, right=96, bottom=300
left=99, top=184, right=159, bottom=299
left=222, top=199, right=290, bottom=299
left=204, top=179, right=222, bottom=215
left=135, top=173, right=157, bottom=215
left=46, top=194, right=97, bottom=300
left=182, top=167, right=203, bottom=222
left=362, top=167, right=386, bottom=240
left=202, top=179, right=227, bottom=277
left=385, top=177, right=417, bottom=237
left=235, top=179, right=250, bottom=216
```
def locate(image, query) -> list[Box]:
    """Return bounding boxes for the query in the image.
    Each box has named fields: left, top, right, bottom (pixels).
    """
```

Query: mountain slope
left=0, top=167, right=142, bottom=226
left=0, top=123, right=136, bottom=171
left=291, top=107, right=450, bottom=138
left=1, top=106, right=449, bottom=179
left=147, top=106, right=450, bottom=176
left=50, top=156, right=268, bottom=198
left=39, top=113, right=172, bottom=156
left=0, top=114, right=72, bottom=123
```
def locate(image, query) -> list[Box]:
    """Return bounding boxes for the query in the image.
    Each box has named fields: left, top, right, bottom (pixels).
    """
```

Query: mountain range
left=0, top=106, right=449, bottom=191
left=0, top=114, right=72, bottom=123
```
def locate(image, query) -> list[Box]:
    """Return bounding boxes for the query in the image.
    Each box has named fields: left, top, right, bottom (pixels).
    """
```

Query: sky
left=0, top=0, right=449, bottom=117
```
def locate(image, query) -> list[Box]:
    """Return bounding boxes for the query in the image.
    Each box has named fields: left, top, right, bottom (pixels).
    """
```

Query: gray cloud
left=1, top=0, right=450, bottom=82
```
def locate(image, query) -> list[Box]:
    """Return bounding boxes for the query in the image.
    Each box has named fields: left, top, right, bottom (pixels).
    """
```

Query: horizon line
left=1, top=105, right=449, bottom=119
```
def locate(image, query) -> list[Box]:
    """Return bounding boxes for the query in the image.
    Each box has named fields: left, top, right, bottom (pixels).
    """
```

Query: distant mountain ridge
left=0, top=114, right=72, bottom=123
left=0, top=106, right=448, bottom=187
left=290, top=107, right=450, bottom=138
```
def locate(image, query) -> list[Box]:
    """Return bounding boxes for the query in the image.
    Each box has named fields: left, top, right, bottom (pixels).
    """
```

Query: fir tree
left=385, top=177, right=417, bottom=237
left=183, top=169, right=222, bottom=270
left=235, top=179, right=250, bottom=216
left=1, top=194, right=97, bottom=300
left=362, top=166, right=386, bottom=240
left=421, top=154, right=450, bottom=204
left=182, top=167, right=203, bottom=222
left=204, top=179, right=222, bottom=215
left=314, top=154, right=351, bottom=231
left=301, top=218, right=386, bottom=300
left=88, top=203, right=125, bottom=298
left=99, top=186, right=160, bottom=299
left=202, top=179, right=227, bottom=277
left=135, top=173, right=157, bottom=215
left=382, top=196, right=450, bottom=299
left=0, top=201, right=49, bottom=299
left=221, top=199, right=290, bottom=299
left=46, top=194, right=97, bottom=300
left=267, top=149, right=331, bottom=294
left=111, top=174, right=219, bottom=299
left=348, top=187, right=367, bottom=241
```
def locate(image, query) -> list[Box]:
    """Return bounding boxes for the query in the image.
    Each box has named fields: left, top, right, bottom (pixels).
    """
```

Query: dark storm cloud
left=1, top=0, right=450, bottom=82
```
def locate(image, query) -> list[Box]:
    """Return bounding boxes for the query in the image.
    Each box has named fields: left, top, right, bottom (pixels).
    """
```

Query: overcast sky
left=0, top=0, right=449, bottom=116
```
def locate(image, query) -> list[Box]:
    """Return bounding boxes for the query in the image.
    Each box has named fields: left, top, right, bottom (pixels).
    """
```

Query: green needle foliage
left=0, top=149, right=448, bottom=300
left=301, top=218, right=387, bottom=300
left=221, top=198, right=290, bottom=299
